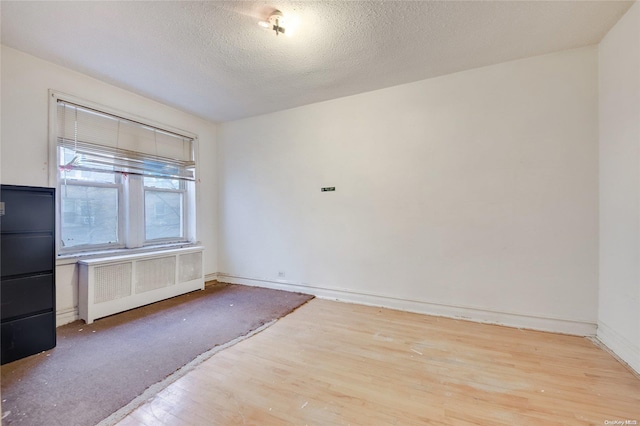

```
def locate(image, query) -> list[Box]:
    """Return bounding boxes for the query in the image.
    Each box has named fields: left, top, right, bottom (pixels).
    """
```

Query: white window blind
left=57, top=101, right=195, bottom=180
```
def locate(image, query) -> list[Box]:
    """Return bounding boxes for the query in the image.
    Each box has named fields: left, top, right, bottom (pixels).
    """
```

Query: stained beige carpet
left=1, top=282, right=313, bottom=426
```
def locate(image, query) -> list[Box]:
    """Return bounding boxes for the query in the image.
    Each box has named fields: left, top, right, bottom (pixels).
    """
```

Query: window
left=53, top=95, right=197, bottom=254
left=60, top=171, right=121, bottom=248
left=144, top=177, right=185, bottom=242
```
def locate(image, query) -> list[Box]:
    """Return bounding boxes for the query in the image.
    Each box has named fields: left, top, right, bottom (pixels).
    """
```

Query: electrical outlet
left=278, top=271, right=285, bottom=278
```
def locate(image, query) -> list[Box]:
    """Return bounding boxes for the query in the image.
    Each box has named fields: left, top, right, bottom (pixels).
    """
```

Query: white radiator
left=78, top=246, right=204, bottom=324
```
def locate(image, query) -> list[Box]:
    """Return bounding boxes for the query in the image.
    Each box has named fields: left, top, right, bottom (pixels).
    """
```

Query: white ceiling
left=1, top=1, right=634, bottom=122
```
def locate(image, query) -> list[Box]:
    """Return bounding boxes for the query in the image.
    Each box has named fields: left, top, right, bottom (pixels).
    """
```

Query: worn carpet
left=1, top=282, right=313, bottom=426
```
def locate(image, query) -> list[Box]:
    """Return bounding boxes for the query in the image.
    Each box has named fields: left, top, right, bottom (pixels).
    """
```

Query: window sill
left=56, top=242, right=201, bottom=266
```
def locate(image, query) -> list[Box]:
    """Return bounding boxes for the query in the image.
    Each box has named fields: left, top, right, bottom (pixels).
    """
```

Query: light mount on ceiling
left=259, top=10, right=286, bottom=36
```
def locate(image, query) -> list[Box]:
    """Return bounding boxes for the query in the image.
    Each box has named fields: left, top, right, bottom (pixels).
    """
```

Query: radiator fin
left=136, top=256, right=176, bottom=293
left=179, top=252, right=202, bottom=283
left=94, top=263, right=132, bottom=304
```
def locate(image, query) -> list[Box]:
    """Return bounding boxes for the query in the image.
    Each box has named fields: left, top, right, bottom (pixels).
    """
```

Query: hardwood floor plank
left=116, top=299, right=640, bottom=425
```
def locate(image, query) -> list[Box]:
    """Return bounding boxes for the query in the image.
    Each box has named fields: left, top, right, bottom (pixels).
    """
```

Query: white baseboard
left=217, top=273, right=597, bottom=336
left=596, top=321, right=640, bottom=375
left=204, top=272, right=219, bottom=282
left=56, top=307, right=79, bottom=327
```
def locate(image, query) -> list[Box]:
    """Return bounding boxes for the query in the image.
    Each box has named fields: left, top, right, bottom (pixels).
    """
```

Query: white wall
left=598, top=1, right=640, bottom=373
left=218, top=46, right=599, bottom=335
left=0, top=46, right=218, bottom=325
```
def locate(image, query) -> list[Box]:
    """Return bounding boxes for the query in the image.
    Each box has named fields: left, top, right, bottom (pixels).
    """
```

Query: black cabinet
left=1, top=185, right=56, bottom=364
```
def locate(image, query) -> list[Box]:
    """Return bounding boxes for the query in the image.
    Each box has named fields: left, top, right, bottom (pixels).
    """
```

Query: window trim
left=48, top=90, right=199, bottom=257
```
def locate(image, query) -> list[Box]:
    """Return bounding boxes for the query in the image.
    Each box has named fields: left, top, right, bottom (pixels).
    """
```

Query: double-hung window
left=143, top=176, right=186, bottom=242
left=54, top=94, right=197, bottom=254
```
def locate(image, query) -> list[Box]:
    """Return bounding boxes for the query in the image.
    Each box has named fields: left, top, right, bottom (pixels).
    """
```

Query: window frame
left=49, top=90, right=199, bottom=257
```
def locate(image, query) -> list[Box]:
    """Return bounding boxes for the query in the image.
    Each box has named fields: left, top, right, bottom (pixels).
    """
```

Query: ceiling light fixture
left=259, top=10, right=286, bottom=36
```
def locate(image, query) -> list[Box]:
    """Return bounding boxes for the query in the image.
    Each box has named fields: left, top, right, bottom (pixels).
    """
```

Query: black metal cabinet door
left=0, top=188, right=55, bottom=233
left=1, top=185, right=56, bottom=365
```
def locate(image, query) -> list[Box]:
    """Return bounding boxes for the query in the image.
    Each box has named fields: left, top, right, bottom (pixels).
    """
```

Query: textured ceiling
left=1, top=1, right=634, bottom=122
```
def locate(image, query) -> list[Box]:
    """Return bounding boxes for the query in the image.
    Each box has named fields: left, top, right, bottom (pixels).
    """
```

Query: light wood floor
left=117, top=299, right=640, bottom=425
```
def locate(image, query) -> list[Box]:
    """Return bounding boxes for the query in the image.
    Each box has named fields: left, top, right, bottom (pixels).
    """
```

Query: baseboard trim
left=56, top=307, right=79, bottom=327
left=217, top=273, right=597, bottom=336
left=596, top=321, right=640, bottom=375
left=204, top=272, right=219, bottom=283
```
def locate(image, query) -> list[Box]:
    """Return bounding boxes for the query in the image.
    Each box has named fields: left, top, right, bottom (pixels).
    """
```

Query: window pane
left=145, top=191, right=183, bottom=240
left=61, top=185, right=119, bottom=248
left=59, top=147, right=115, bottom=183
left=59, top=168, right=116, bottom=184
left=143, top=176, right=181, bottom=190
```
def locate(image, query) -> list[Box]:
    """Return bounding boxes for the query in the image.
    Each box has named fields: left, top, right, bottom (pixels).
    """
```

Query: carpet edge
left=97, top=318, right=278, bottom=426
